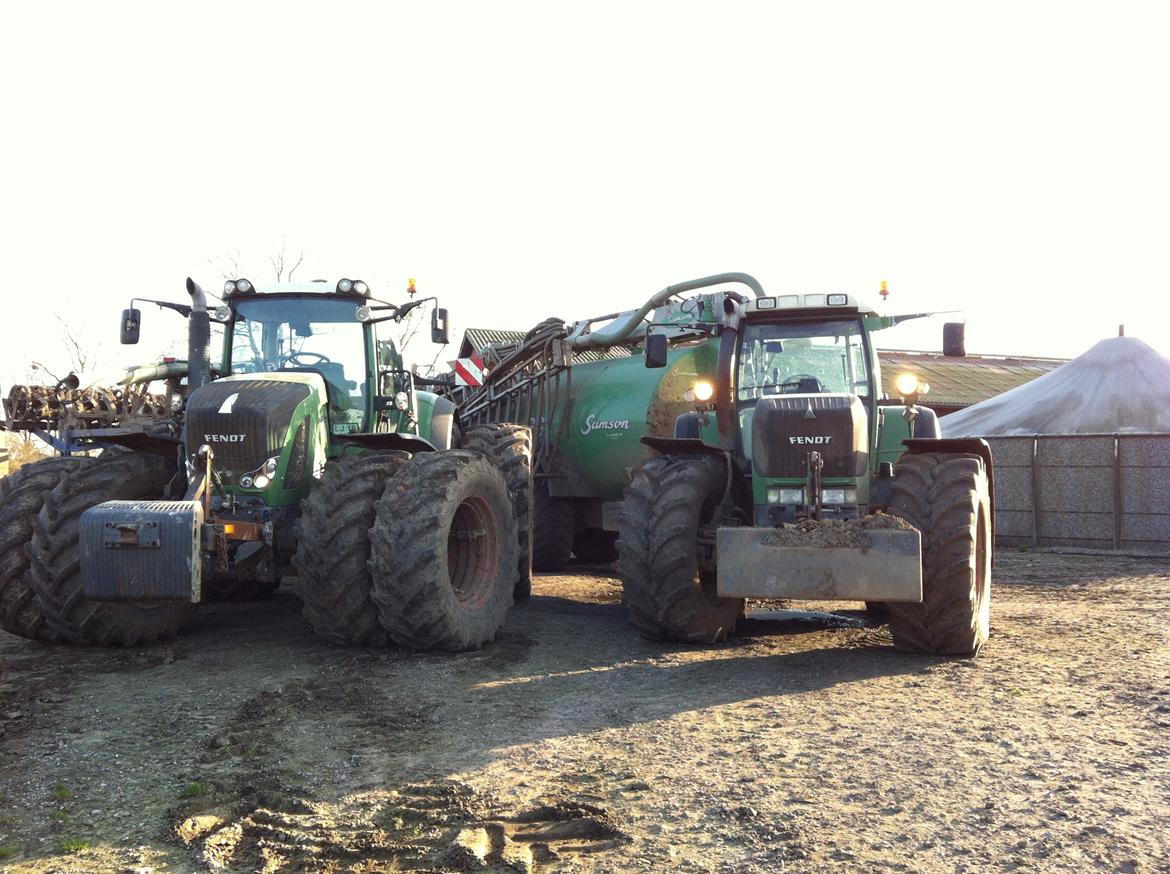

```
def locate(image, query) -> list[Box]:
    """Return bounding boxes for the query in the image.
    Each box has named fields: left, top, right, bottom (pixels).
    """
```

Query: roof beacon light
left=407, top=277, right=417, bottom=297
left=880, top=280, right=889, bottom=300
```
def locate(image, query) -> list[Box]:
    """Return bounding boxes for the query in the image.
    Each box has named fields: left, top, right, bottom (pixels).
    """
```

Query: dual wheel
left=293, top=423, right=533, bottom=651
left=617, top=451, right=992, bottom=656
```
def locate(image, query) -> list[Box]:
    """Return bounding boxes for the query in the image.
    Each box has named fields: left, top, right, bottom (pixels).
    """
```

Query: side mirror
left=943, top=322, right=966, bottom=357
left=645, top=332, right=668, bottom=368
left=120, top=307, right=141, bottom=344
left=431, top=307, right=449, bottom=345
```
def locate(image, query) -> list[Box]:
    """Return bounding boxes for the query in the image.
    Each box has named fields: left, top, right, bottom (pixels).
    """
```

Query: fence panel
left=982, top=434, right=1170, bottom=554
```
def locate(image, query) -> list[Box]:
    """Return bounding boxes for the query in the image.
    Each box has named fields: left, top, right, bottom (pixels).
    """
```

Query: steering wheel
left=779, top=373, right=825, bottom=394
left=281, top=350, right=332, bottom=368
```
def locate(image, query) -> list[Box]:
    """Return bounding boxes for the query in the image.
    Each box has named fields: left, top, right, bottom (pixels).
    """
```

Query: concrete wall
left=986, top=434, right=1170, bottom=553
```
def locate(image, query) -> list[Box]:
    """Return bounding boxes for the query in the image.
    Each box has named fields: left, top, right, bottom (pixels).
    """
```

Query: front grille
left=751, top=393, right=868, bottom=478
left=185, top=380, right=313, bottom=476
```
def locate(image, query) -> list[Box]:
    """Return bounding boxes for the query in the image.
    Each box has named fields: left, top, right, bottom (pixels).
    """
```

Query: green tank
left=543, top=342, right=717, bottom=501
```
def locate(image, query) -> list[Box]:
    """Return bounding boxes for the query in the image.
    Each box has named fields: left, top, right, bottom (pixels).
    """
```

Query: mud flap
left=716, top=527, right=923, bottom=602
left=80, top=500, right=203, bottom=602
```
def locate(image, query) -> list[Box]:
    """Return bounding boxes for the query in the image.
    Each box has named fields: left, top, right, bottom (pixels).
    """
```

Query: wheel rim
left=447, top=495, right=501, bottom=608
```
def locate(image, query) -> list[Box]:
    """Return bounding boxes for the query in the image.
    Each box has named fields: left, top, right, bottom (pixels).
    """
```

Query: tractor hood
left=184, top=372, right=325, bottom=482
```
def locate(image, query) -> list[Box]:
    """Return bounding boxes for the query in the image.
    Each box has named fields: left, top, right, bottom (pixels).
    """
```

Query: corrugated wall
left=985, top=434, right=1170, bottom=553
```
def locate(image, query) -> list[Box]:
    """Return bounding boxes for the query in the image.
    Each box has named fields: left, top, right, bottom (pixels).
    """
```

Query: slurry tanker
left=454, top=273, right=993, bottom=655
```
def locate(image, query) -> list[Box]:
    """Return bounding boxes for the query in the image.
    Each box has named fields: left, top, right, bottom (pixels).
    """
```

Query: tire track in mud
left=173, top=779, right=631, bottom=873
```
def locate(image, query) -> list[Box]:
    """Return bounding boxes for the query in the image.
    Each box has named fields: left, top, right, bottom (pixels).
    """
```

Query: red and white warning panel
left=453, top=356, right=487, bottom=387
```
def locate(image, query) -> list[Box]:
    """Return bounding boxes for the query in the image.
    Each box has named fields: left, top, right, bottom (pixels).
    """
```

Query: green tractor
left=0, top=277, right=531, bottom=650
left=455, top=273, right=992, bottom=655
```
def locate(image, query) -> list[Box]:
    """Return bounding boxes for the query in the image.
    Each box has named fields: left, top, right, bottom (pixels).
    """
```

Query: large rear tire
left=461, top=424, right=533, bottom=600
left=617, top=455, right=744, bottom=643
left=886, top=452, right=992, bottom=656
left=370, top=451, right=518, bottom=651
left=0, top=456, right=91, bottom=641
left=293, top=450, right=410, bottom=646
left=532, top=482, right=574, bottom=571
left=27, top=452, right=195, bottom=646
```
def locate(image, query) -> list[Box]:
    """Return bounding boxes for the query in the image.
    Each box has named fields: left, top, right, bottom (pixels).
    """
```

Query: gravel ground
left=0, top=551, right=1167, bottom=873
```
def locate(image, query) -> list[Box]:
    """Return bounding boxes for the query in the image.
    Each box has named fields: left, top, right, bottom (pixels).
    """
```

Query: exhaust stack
left=185, top=277, right=211, bottom=394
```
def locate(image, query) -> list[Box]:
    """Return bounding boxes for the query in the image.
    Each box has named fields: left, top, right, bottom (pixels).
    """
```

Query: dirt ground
left=1, top=551, right=1168, bottom=874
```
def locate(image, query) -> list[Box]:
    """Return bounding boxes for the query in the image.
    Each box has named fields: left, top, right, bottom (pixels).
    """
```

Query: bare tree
left=269, top=238, right=305, bottom=283
left=207, top=247, right=243, bottom=280
left=207, top=243, right=305, bottom=283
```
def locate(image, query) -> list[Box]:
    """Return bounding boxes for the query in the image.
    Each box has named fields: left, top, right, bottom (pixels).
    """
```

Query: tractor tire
left=617, top=454, right=744, bottom=643
left=0, top=455, right=92, bottom=641
left=572, top=528, right=619, bottom=563
left=461, top=424, right=533, bottom=600
left=292, top=450, right=409, bottom=646
left=532, top=482, right=574, bottom=571
left=886, top=452, right=992, bottom=656
left=27, top=452, right=195, bottom=646
left=370, top=451, right=517, bottom=651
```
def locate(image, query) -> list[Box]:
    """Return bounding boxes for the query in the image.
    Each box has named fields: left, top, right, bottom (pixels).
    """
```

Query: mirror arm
left=132, top=297, right=192, bottom=318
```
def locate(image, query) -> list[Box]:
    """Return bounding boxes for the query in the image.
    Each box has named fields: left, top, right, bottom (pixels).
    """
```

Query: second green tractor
left=0, top=277, right=531, bottom=650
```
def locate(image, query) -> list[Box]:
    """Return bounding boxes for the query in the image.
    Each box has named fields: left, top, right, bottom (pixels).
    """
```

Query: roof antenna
left=1119, top=324, right=1125, bottom=337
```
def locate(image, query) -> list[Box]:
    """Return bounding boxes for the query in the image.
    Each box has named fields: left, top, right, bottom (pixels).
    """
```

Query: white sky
left=2, top=1, right=1168, bottom=387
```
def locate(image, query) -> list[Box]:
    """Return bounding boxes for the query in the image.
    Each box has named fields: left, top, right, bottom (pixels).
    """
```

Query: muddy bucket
left=716, top=523, right=923, bottom=602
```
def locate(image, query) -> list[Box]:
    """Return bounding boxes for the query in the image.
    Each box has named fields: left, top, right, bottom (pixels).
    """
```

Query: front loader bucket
left=716, top=526, right=922, bottom=602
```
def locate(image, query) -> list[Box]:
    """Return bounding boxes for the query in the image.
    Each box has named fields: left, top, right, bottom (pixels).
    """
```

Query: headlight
left=895, top=372, right=921, bottom=397
left=394, top=391, right=410, bottom=411
left=263, top=457, right=278, bottom=477
left=337, top=278, right=354, bottom=293
left=692, top=381, right=714, bottom=402
left=767, top=486, right=805, bottom=504
left=355, top=305, right=372, bottom=322
left=240, top=474, right=254, bottom=488
left=822, top=488, right=858, bottom=505
left=235, top=279, right=253, bottom=293
left=169, top=395, right=184, bottom=412
left=214, top=305, right=232, bottom=321
left=224, top=281, right=237, bottom=295
left=353, top=280, right=369, bottom=296
left=253, top=474, right=270, bottom=489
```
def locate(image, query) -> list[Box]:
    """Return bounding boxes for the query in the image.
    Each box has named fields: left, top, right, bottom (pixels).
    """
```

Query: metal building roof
left=877, top=350, right=1065, bottom=410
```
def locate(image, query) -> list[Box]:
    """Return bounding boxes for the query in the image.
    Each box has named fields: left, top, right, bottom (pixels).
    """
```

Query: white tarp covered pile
left=940, top=336, right=1170, bottom=436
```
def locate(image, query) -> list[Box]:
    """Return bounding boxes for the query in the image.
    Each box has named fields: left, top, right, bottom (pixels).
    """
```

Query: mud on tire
left=370, top=451, right=518, bottom=651
left=293, top=450, right=410, bottom=646
left=0, top=456, right=92, bottom=641
left=886, top=452, right=992, bottom=656
left=617, top=454, right=744, bottom=643
left=532, top=481, right=574, bottom=572
left=27, top=452, right=195, bottom=646
left=461, top=424, right=533, bottom=600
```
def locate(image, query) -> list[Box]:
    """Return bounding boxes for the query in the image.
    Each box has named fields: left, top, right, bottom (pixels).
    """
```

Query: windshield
left=229, top=296, right=369, bottom=432
left=737, top=319, right=870, bottom=402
